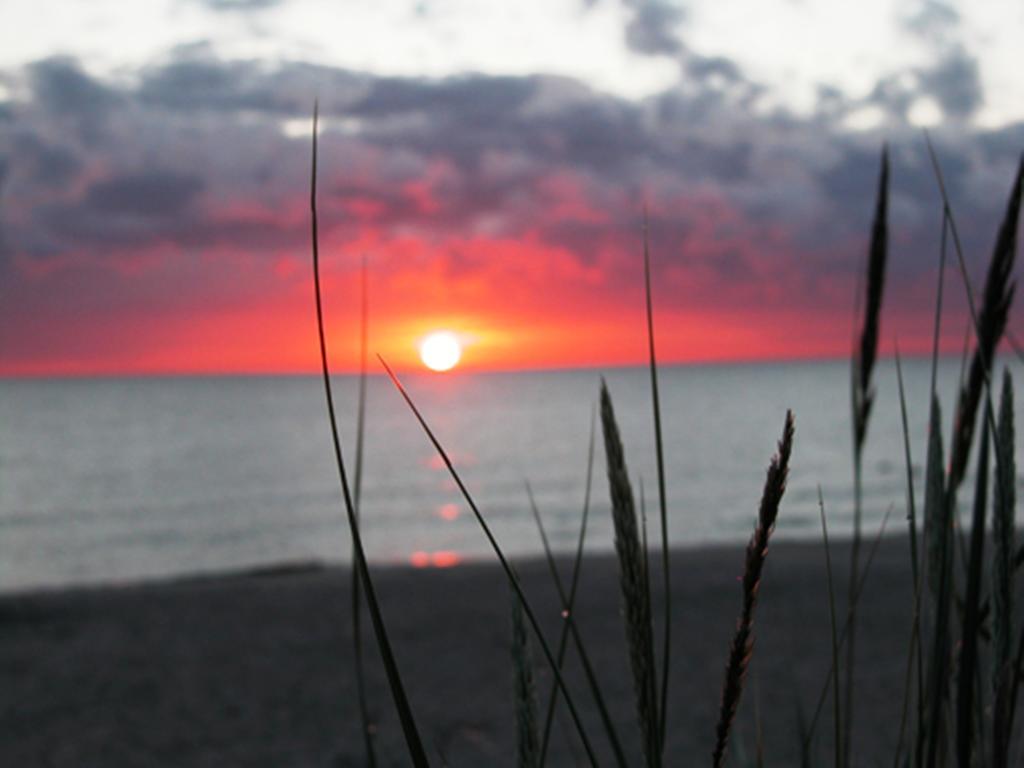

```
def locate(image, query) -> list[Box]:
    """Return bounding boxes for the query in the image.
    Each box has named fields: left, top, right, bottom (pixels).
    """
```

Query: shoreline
left=2, top=536, right=917, bottom=766
left=0, top=526, right=904, bottom=600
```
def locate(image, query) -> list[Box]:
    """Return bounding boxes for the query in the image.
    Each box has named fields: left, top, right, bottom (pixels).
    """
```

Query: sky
left=1, top=0, right=1022, bottom=374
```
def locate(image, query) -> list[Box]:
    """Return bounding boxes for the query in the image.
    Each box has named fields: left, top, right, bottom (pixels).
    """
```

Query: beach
left=1, top=536, right=917, bottom=766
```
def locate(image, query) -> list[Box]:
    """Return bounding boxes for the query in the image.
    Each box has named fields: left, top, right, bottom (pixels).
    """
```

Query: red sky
left=1, top=31, right=1021, bottom=375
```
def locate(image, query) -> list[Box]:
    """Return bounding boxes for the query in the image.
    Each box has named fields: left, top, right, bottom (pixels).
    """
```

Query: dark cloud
left=1, top=51, right=1021, bottom=321
left=918, top=46, right=983, bottom=119
left=27, top=57, right=119, bottom=118
left=351, top=75, right=537, bottom=121
left=686, top=55, right=743, bottom=84
left=84, top=171, right=204, bottom=218
left=623, top=1, right=686, bottom=56
left=10, top=133, right=81, bottom=187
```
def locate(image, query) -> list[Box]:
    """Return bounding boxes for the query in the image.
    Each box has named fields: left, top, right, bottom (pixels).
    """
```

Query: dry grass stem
left=712, top=410, right=795, bottom=768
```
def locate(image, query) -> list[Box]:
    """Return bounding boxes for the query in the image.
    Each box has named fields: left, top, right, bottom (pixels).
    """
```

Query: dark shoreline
left=1, top=537, right=917, bottom=766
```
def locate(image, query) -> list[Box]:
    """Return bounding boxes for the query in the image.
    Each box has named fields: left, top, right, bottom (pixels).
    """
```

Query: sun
left=419, top=331, right=462, bottom=372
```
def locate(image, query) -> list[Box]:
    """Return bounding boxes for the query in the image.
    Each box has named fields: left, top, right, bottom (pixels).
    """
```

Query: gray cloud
left=903, top=0, right=961, bottom=45
left=28, top=57, right=120, bottom=118
left=624, top=1, right=686, bottom=56
left=1, top=51, right=1021, bottom=318
left=918, top=46, right=983, bottom=119
left=84, top=171, right=204, bottom=218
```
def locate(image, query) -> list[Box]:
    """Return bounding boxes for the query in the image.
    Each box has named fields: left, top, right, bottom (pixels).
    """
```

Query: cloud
left=918, top=45, right=983, bottom=119
left=192, top=0, right=282, bottom=10
left=903, top=0, right=961, bottom=46
left=27, top=57, right=120, bottom=119
left=85, top=171, right=204, bottom=218
left=1, top=49, right=1021, bottom=371
left=623, top=1, right=687, bottom=56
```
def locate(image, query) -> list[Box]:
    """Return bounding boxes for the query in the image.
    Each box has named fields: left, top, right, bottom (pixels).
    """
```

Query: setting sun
left=419, top=331, right=462, bottom=372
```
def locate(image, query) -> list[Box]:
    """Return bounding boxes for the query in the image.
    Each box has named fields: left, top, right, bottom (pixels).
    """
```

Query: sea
left=1, top=358, right=1020, bottom=592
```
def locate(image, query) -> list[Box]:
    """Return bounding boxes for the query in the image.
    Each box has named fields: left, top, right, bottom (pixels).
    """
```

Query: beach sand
left=1, top=537, right=918, bottom=766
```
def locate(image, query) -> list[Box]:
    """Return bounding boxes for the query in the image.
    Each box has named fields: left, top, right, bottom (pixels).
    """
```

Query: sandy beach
left=1, top=536, right=918, bottom=766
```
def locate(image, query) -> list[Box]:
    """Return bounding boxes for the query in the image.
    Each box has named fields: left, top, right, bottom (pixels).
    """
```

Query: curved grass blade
left=921, top=394, right=949, bottom=768
left=924, top=137, right=1021, bottom=496
left=537, top=408, right=609, bottom=765
left=351, top=252, right=377, bottom=767
left=526, top=483, right=629, bottom=768
left=846, top=145, right=888, bottom=766
left=955, top=398, right=990, bottom=767
left=309, top=103, right=429, bottom=767
left=992, top=370, right=1015, bottom=768
left=511, top=586, right=541, bottom=768
left=643, top=210, right=672, bottom=755
left=711, top=410, right=795, bottom=768
left=802, top=503, right=894, bottom=753
left=601, top=383, right=661, bottom=767
left=818, top=490, right=842, bottom=768
left=380, top=357, right=601, bottom=768
left=893, top=347, right=924, bottom=768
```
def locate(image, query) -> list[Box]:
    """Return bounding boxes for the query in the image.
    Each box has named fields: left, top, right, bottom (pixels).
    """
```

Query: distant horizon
left=0, top=345, right=1001, bottom=380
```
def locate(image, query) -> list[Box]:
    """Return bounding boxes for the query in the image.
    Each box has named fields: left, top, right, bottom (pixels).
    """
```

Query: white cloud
left=0, top=0, right=1021, bottom=126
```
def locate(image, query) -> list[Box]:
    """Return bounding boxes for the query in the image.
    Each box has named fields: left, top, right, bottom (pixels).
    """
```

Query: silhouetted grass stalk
left=511, top=587, right=541, bottom=768
left=643, top=211, right=672, bottom=756
left=380, top=357, right=600, bottom=767
left=536, top=409, right=616, bottom=765
left=955, top=397, right=990, bottom=766
left=992, top=371, right=1015, bottom=768
left=818, top=490, right=842, bottom=768
left=600, top=382, right=661, bottom=767
left=711, top=410, right=795, bottom=768
left=351, top=252, right=377, bottom=768
left=845, top=146, right=888, bottom=766
left=525, top=482, right=629, bottom=768
left=802, top=503, right=894, bottom=752
left=892, top=347, right=924, bottom=768
left=309, top=102, right=429, bottom=767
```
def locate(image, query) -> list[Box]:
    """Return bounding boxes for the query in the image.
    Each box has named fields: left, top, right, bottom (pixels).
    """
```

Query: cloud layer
left=1, top=35, right=1022, bottom=373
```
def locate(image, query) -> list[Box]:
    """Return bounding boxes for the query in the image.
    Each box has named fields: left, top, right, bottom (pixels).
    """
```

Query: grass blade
left=350, top=251, right=377, bottom=768
left=380, top=357, right=601, bottom=768
left=803, top=503, right=894, bottom=752
left=526, top=483, right=629, bottom=768
left=955, top=393, right=990, bottom=767
left=537, top=408, right=616, bottom=765
left=511, top=586, right=541, bottom=768
left=711, top=410, right=795, bottom=768
left=893, top=346, right=924, bottom=768
left=924, top=139, right=1021, bottom=496
left=992, top=370, right=1016, bottom=768
left=309, top=102, right=429, bottom=767
left=643, top=209, right=672, bottom=756
left=846, top=145, right=888, bottom=766
left=601, top=382, right=661, bottom=767
left=818, top=489, right=842, bottom=768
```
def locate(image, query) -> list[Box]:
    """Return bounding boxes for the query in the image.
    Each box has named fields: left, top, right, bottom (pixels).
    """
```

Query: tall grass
left=711, top=410, right=794, bottom=768
left=845, top=146, right=889, bottom=765
left=643, top=211, right=673, bottom=756
left=511, top=587, right=541, bottom=768
left=380, top=357, right=601, bottom=766
left=526, top=482, right=629, bottom=767
left=309, top=102, right=430, bottom=767
left=350, top=252, right=376, bottom=768
left=600, top=382, right=662, bottom=767
left=304, top=126, right=1023, bottom=766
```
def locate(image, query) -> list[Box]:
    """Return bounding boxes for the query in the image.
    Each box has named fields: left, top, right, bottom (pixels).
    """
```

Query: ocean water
left=1, top=358, right=1020, bottom=592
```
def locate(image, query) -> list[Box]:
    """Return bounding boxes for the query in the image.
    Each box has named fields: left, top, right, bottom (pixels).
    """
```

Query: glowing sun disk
left=419, top=331, right=462, bottom=371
